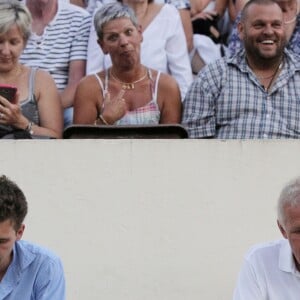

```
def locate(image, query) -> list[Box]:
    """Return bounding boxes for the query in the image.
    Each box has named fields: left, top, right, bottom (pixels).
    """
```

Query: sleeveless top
left=94, top=69, right=161, bottom=125
left=21, top=68, right=40, bottom=125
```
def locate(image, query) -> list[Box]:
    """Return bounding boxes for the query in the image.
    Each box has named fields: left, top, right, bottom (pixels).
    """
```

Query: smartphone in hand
left=0, top=84, right=17, bottom=102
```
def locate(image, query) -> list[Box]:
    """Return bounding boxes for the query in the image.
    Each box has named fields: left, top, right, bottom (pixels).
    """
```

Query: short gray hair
left=0, top=0, right=32, bottom=43
left=94, top=2, right=138, bottom=40
left=277, top=176, right=300, bottom=225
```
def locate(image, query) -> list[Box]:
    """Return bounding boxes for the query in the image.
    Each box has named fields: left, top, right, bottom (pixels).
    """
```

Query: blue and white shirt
left=182, top=49, right=300, bottom=139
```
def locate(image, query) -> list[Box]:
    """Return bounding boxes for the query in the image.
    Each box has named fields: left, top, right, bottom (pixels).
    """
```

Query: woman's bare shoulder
left=156, top=70, right=180, bottom=90
left=78, top=72, right=105, bottom=88
left=33, top=68, right=57, bottom=91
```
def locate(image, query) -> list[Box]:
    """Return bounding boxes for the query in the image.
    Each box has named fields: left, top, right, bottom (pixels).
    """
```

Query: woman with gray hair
left=0, top=0, right=62, bottom=138
left=86, top=0, right=193, bottom=100
left=74, top=2, right=181, bottom=125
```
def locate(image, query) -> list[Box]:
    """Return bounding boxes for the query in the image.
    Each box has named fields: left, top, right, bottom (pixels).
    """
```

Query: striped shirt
left=182, top=49, right=300, bottom=139
left=20, top=1, right=91, bottom=91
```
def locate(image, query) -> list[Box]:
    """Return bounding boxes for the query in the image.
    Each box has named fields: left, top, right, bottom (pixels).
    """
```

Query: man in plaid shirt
left=182, top=0, right=300, bottom=139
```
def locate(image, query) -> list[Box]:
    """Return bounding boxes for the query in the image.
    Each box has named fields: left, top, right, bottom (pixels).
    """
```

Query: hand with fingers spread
left=98, top=89, right=127, bottom=125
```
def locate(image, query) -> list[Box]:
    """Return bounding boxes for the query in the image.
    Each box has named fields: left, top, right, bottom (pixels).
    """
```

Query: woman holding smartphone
left=0, top=0, right=63, bottom=138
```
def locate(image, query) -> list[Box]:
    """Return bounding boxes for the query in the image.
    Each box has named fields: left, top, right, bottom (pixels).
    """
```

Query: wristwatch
left=25, top=121, right=34, bottom=135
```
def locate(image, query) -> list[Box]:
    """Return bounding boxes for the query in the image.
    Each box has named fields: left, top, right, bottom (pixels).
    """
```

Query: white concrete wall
left=1, top=140, right=299, bottom=300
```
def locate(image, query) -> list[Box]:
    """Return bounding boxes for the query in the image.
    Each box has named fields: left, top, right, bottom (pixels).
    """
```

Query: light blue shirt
left=0, top=240, right=65, bottom=300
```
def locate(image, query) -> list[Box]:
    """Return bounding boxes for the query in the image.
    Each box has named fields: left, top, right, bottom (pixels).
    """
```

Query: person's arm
left=61, top=12, right=91, bottom=108
left=60, top=59, right=86, bottom=109
left=164, top=5, right=193, bottom=100
left=73, top=75, right=102, bottom=124
left=166, top=0, right=193, bottom=52
left=234, top=0, right=248, bottom=17
left=35, top=256, right=66, bottom=300
left=35, top=70, right=63, bottom=138
left=233, top=258, right=265, bottom=300
left=70, top=0, right=86, bottom=7
left=178, top=8, right=194, bottom=52
left=214, top=0, right=229, bottom=17
left=158, top=73, right=182, bottom=124
left=190, top=0, right=213, bottom=16
left=181, top=64, right=222, bottom=138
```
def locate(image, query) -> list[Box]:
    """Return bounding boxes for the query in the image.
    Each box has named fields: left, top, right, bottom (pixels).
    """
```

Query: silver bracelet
left=25, top=121, right=34, bottom=135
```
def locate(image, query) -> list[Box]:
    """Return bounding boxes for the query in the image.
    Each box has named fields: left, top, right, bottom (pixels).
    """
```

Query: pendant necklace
left=248, top=58, right=283, bottom=81
left=248, top=57, right=284, bottom=92
left=110, top=68, right=148, bottom=90
left=255, top=72, right=278, bottom=80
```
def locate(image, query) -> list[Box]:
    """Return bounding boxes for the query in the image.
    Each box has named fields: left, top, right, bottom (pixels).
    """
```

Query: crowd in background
left=0, top=0, right=299, bottom=138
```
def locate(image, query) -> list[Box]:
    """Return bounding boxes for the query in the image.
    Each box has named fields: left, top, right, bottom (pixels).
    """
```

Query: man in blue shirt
left=0, top=175, right=65, bottom=300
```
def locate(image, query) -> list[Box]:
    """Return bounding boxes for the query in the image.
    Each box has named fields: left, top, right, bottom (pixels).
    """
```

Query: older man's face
left=278, top=205, right=300, bottom=271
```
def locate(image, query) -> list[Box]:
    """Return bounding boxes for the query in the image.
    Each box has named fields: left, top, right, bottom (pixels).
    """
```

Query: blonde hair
left=0, top=0, right=32, bottom=43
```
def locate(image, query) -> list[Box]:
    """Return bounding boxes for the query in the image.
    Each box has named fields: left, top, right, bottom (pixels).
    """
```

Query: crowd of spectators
left=0, top=0, right=299, bottom=138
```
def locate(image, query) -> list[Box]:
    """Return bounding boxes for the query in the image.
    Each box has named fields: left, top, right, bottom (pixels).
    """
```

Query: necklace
left=264, top=60, right=284, bottom=91
left=255, top=72, right=278, bottom=80
left=284, top=0, right=299, bottom=24
left=110, top=68, right=148, bottom=90
left=248, top=57, right=283, bottom=91
left=249, top=59, right=283, bottom=80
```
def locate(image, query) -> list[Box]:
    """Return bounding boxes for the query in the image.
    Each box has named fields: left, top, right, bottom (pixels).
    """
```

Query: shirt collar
left=10, top=241, right=36, bottom=276
left=227, top=48, right=300, bottom=73
left=279, top=239, right=300, bottom=277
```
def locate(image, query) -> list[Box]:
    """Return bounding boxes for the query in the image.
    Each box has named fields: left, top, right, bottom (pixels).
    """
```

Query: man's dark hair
left=0, top=175, right=28, bottom=231
left=241, top=0, right=281, bottom=21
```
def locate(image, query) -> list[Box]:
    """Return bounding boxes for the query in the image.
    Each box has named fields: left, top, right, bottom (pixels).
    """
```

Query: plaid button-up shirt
left=182, top=49, right=300, bottom=139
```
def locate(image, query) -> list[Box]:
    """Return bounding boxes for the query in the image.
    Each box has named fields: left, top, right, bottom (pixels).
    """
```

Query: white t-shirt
left=233, top=239, right=300, bottom=300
